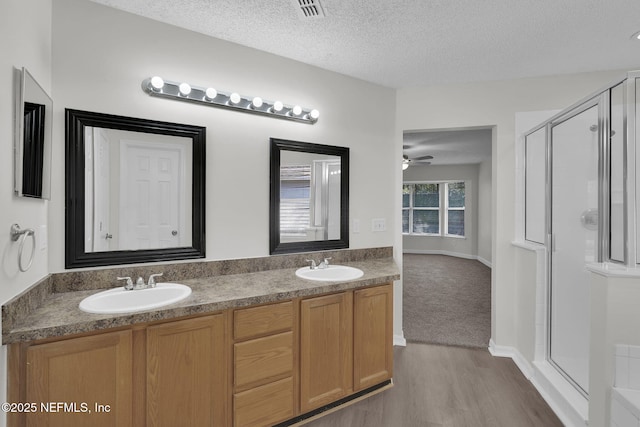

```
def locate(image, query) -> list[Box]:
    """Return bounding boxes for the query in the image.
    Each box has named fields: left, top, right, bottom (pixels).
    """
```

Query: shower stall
left=523, top=71, right=639, bottom=398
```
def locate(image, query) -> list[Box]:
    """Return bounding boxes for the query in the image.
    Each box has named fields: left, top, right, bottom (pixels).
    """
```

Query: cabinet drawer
left=234, top=331, right=293, bottom=390
left=234, top=377, right=294, bottom=427
left=234, top=301, right=293, bottom=340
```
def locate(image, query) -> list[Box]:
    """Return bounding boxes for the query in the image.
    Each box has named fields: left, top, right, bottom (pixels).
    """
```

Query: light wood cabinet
left=24, top=329, right=133, bottom=427
left=232, top=302, right=296, bottom=427
left=8, top=282, right=394, bottom=427
left=146, top=314, right=228, bottom=427
left=353, top=284, right=394, bottom=391
left=300, top=292, right=353, bottom=413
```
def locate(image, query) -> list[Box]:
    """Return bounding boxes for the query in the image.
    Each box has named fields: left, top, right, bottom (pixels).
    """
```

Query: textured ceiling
left=91, top=0, right=640, bottom=88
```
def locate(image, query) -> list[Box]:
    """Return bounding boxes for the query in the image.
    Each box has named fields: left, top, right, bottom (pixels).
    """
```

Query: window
left=403, top=182, right=465, bottom=237
left=280, top=165, right=311, bottom=237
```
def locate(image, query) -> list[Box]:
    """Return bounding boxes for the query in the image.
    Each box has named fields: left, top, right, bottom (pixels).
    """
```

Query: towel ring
left=10, top=224, right=36, bottom=272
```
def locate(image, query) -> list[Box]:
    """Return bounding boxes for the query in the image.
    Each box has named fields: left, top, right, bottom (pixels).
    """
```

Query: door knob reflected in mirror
left=172, top=230, right=178, bottom=236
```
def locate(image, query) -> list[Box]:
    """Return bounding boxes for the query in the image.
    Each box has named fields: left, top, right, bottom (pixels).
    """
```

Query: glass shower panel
left=550, top=103, right=599, bottom=395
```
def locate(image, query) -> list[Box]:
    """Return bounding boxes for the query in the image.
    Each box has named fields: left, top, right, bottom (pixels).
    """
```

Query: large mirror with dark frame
left=270, top=138, right=349, bottom=254
left=65, top=109, right=206, bottom=268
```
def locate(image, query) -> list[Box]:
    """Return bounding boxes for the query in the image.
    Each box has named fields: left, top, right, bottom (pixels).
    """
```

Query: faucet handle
left=323, top=257, right=332, bottom=266
left=148, top=273, right=163, bottom=287
left=305, top=259, right=317, bottom=269
left=117, top=276, right=134, bottom=290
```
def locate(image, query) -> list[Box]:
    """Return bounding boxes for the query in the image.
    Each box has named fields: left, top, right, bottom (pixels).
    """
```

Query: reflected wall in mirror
left=270, top=138, right=349, bottom=254
left=14, top=67, right=53, bottom=199
left=66, top=109, right=206, bottom=268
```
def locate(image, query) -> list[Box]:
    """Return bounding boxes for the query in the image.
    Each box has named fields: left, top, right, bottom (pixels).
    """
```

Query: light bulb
left=229, top=92, right=241, bottom=105
left=150, top=76, right=164, bottom=91
left=179, top=83, right=191, bottom=96
left=205, top=87, right=217, bottom=100
left=272, top=101, right=284, bottom=112
left=402, top=162, right=409, bottom=170
left=292, top=105, right=302, bottom=116
left=251, top=97, right=263, bottom=108
left=309, top=109, right=320, bottom=120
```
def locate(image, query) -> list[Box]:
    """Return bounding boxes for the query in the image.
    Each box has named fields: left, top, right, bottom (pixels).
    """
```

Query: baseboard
left=487, top=340, right=587, bottom=427
left=476, top=256, right=492, bottom=268
left=403, top=249, right=493, bottom=268
left=393, top=333, right=407, bottom=347
left=488, top=339, right=533, bottom=379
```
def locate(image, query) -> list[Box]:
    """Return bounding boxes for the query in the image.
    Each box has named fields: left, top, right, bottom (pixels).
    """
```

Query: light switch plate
left=372, top=218, right=386, bottom=232
left=39, top=224, right=47, bottom=250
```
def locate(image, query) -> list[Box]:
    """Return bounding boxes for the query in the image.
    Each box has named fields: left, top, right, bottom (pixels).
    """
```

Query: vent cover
left=292, top=0, right=326, bottom=19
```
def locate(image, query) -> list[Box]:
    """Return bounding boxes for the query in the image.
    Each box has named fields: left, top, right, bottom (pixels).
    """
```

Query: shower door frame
left=545, top=93, right=609, bottom=398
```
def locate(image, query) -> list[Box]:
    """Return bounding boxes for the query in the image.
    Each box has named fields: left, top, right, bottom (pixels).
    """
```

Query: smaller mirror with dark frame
left=14, top=67, right=53, bottom=199
left=65, top=109, right=206, bottom=268
left=270, top=138, right=349, bottom=254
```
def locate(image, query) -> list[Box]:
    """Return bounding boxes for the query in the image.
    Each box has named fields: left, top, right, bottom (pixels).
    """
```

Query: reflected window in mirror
left=270, top=138, right=349, bottom=254
left=66, top=109, right=206, bottom=268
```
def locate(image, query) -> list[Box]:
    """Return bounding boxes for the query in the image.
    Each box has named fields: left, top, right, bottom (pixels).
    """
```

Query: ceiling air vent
left=292, top=0, right=326, bottom=19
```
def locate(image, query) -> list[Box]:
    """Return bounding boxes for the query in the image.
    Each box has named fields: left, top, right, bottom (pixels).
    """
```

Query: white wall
left=50, top=0, right=397, bottom=270
left=402, top=164, right=480, bottom=259
left=0, top=0, right=52, bottom=311
left=396, top=69, right=629, bottom=348
left=0, top=1, right=52, bottom=425
left=477, top=159, right=492, bottom=264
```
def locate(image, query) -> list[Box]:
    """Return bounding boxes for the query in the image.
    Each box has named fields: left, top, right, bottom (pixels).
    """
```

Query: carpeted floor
left=403, top=254, right=491, bottom=348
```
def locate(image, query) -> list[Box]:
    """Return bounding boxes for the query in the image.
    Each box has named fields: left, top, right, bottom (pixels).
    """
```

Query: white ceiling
left=88, top=0, right=639, bottom=164
left=91, top=0, right=640, bottom=89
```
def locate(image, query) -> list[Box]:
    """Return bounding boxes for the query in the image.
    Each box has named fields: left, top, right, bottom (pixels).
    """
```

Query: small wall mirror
left=270, top=138, right=349, bottom=254
left=65, top=109, right=206, bottom=268
left=14, top=67, right=53, bottom=199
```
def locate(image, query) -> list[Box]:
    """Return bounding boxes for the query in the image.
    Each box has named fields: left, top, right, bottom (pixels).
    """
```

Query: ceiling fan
left=402, top=154, right=433, bottom=169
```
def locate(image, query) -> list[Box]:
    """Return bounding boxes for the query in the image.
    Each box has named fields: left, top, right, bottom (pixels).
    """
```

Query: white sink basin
left=295, top=265, right=364, bottom=282
left=79, top=283, right=192, bottom=314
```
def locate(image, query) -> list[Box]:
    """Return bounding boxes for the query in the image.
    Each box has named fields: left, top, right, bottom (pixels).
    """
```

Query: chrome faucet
left=134, top=277, right=146, bottom=290
left=117, top=276, right=134, bottom=290
left=306, top=257, right=332, bottom=270
left=148, top=273, right=163, bottom=287
left=318, top=257, right=332, bottom=269
left=117, top=274, right=163, bottom=290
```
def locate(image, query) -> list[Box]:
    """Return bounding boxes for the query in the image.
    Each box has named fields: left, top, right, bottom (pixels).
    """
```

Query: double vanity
left=3, top=248, right=399, bottom=427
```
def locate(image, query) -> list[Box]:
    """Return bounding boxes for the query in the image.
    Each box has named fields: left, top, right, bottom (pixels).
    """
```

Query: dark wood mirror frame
left=269, top=138, right=349, bottom=255
left=65, top=108, right=206, bottom=268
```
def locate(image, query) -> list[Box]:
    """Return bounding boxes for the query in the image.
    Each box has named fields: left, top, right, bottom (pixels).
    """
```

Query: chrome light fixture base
left=142, top=77, right=319, bottom=124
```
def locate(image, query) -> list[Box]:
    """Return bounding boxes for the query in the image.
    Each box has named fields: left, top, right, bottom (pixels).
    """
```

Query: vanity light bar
left=141, top=76, right=319, bottom=124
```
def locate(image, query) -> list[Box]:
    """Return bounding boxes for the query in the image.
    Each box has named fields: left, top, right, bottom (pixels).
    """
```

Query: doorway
left=401, top=127, right=493, bottom=348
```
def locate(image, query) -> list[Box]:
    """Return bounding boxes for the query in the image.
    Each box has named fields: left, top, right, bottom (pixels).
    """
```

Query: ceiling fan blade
left=412, top=155, right=434, bottom=160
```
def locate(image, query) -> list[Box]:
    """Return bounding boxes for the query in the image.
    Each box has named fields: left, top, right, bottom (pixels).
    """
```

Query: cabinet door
left=25, top=329, right=133, bottom=427
left=300, top=292, right=352, bottom=413
left=353, top=284, right=394, bottom=391
left=147, top=314, right=228, bottom=427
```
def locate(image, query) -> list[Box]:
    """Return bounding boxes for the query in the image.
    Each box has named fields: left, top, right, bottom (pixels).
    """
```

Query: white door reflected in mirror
left=83, top=128, right=192, bottom=253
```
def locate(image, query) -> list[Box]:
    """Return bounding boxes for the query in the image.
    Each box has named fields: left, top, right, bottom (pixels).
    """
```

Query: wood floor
left=305, top=343, right=563, bottom=427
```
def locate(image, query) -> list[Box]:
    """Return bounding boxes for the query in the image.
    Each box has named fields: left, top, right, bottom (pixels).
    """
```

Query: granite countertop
left=4, top=257, right=399, bottom=344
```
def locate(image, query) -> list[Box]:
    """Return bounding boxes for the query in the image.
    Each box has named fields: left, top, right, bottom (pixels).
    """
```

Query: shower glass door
left=549, top=102, right=600, bottom=396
